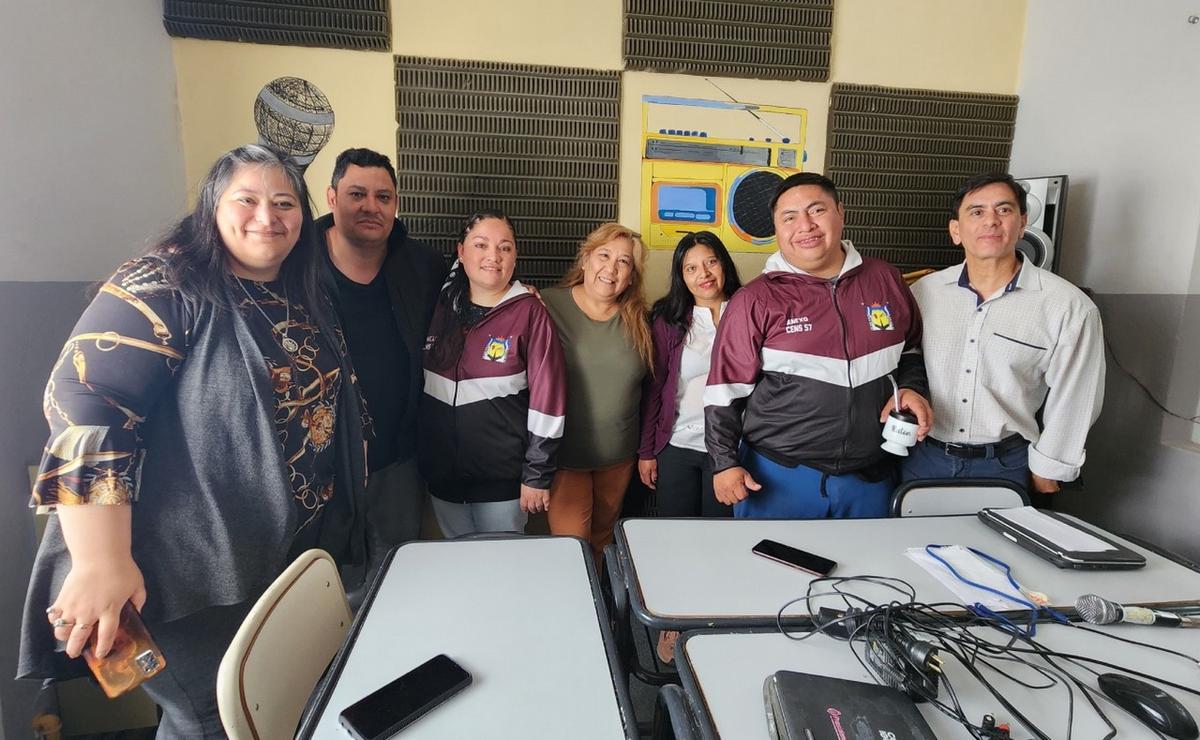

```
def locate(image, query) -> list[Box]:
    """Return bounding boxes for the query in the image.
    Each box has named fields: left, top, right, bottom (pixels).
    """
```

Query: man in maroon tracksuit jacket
left=704, top=173, right=933, bottom=518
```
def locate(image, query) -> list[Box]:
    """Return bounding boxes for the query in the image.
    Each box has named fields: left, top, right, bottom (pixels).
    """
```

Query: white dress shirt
left=670, top=303, right=724, bottom=453
left=911, top=260, right=1105, bottom=481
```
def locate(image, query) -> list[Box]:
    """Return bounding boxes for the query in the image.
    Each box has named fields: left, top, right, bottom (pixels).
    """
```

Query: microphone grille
left=1076, top=593, right=1120, bottom=624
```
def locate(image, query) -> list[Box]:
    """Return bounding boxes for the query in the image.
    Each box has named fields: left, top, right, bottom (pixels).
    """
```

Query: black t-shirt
left=464, top=301, right=490, bottom=328
left=326, top=252, right=410, bottom=472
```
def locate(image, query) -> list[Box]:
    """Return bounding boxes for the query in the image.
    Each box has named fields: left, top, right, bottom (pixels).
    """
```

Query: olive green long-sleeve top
left=542, top=287, right=646, bottom=469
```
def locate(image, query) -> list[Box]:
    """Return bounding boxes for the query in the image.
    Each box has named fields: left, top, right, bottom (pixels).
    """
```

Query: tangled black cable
left=773, top=575, right=1200, bottom=739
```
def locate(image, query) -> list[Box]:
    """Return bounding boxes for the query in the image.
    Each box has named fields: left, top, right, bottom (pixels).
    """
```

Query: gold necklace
left=235, top=277, right=299, bottom=354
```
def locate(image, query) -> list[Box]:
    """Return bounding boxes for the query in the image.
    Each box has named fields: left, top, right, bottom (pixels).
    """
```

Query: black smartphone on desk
left=752, top=539, right=837, bottom=576
left=339, top=654, right=471, bottom=739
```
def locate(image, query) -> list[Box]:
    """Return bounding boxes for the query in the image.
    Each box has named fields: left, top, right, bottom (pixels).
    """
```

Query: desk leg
left=603, top=545, right=637, bottom=675
left=653, top=684, right=699, bottom=740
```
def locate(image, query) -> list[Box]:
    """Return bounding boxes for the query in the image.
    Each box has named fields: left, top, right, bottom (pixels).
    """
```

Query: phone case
left=339, top=654, right=472, bottom=739
left=82, top=601, right=167, bottom=698
left=752, top=539, right=837, bottom=576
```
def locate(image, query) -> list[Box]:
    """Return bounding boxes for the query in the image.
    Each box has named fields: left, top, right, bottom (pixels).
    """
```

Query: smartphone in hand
left=82, top=601, right=166, bottom=699
left=752, top=539, right=837, bottom=576
left=339, top=654, right=472, bottom=739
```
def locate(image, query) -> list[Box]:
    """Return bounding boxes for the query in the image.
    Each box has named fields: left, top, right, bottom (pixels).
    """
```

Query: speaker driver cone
left=1016, top=226, right=1054, bottom=269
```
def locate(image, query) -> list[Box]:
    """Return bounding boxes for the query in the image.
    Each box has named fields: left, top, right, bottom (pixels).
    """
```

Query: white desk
left=301, top=536, right=636, bottom=739
left=674, top=626, right=1200, bottom=739
left=613, top=516, right=1200, bottom=630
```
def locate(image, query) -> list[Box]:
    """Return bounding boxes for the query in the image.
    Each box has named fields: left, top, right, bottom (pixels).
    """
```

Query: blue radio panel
left=657, top=185, right=717, bottom=222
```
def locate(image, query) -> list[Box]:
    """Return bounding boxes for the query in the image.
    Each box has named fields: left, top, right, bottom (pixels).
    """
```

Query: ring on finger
left=51, top=618, right=75, bottom=628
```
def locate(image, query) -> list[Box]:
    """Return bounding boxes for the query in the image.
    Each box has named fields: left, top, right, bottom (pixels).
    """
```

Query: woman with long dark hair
left=420, top=211, right=566, bottom=537
left=637, top=230, right=742, bottom=664
left=638, top=231, right=743, bottom=516
left=19, top=144, right=366, bottom=738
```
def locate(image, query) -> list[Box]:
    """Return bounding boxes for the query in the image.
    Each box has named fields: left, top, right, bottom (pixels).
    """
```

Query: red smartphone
left=81, top=601, right=166, bottom=698
left=752, top=539, right=837, bottom=576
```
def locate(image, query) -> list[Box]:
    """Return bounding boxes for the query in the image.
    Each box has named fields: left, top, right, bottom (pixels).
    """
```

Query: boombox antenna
left=703, top=78, right=788, bottom=141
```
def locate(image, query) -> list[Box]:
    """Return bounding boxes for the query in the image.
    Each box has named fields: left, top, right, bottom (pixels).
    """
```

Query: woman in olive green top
left=542, top=223, right=653, bottom=563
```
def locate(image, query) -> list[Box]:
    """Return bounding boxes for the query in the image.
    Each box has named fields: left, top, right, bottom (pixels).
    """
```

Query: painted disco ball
left=254, top=76, right=335, bottom=167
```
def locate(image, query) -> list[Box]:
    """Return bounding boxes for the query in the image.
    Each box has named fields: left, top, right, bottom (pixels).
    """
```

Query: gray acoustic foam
left=624, top=0, right=832, bottom=81
left=826, top=83, right=1019, bottom=273
left=395, top=57, right=620, bottom=287
left=163, top=0, right=390, bottom=51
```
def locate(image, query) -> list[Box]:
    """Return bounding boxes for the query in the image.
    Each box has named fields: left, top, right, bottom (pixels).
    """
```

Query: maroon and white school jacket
left=419, top=283, right=567, bottom=501
left=704, top=243, right=928, bottom=476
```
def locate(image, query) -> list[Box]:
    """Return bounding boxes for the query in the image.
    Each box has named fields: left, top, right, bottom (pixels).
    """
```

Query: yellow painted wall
left=171, top=39, right=396, bottom=209
left=392, top=0, right=622, bottom=70
left=621, top=72, right=832, bottom=298
left=831, top=0, right=1026, bottom=93
left=168, top=0, right=1026, bottom=295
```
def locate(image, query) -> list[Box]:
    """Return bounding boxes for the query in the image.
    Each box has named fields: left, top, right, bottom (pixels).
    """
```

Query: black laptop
left=978, top=506, right=1146, bottom=570
left=764, top=671, right=937, bottom=740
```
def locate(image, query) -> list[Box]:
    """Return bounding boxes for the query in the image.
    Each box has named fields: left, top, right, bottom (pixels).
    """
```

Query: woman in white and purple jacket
left=637, top=231, right=744, bottom=519
left=419, top=211, right=567, bottom=537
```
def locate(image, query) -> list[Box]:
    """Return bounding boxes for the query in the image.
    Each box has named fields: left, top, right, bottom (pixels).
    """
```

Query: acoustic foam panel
left=624, top=0, right=832, bottom=81
left=395, top=56, right=621, bottom=286
left=164, top=0, right=390, bottom=51
left=826, top=83, right=1019, bottom=272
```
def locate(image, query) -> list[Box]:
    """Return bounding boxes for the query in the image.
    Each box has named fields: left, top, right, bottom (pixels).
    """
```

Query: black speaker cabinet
left=1015, top=175, right=1068, bottom=274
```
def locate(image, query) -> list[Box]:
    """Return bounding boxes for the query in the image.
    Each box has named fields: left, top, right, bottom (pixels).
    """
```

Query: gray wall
left=0, top=2, right=185, bottom=736
left=1010, top=1, right=1200, bottom=296
left=1053, top=293, right=1200, bottom=562
left=0, top=285, right=93, bottom=737
left=0, top=1, right=187, bottom=282
left=1010, top=0, right=1200, bottom=559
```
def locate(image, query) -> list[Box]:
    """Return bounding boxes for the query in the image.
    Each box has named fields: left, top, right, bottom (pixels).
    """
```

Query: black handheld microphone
left=1076, top=594, right=1200, bottom=628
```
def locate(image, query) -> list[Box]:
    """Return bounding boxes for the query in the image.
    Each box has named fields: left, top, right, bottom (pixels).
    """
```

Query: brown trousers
left=547, top=459, right=634, bottom=564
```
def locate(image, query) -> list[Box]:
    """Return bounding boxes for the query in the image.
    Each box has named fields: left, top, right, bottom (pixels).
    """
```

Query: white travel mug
left=880, top=409, right=919, bottom=456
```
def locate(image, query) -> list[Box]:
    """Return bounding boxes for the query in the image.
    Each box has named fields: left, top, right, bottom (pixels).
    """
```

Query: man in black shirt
left=316, top=148, right=447, bottom=593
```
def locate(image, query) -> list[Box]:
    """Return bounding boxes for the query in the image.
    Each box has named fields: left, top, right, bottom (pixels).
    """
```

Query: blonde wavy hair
left=559, top=223, right=653, bottom=369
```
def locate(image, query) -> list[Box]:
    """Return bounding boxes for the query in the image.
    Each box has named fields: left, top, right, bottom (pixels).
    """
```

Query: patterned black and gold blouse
left=33, top=257, right=342, bottom=541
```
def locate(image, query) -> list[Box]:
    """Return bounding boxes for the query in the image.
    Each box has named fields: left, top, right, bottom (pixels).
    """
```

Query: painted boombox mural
left=640, top=96, right=808, bottom=253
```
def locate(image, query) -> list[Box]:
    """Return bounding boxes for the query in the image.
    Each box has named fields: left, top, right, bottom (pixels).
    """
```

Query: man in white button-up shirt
left=901, top=173, right=1105, bottom=495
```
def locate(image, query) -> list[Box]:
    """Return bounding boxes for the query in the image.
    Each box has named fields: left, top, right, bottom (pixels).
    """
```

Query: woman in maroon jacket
left=638, top=231, right=744, bottom=517
left=637, top=231, right=743, bottom=664
left=420, top=211, right=567, bottom=537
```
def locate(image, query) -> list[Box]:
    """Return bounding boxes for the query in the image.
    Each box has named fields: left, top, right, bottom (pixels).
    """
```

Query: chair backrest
left=217, top=549, right=351, bottom=740
left=891, top=478, right=1029, bottom=517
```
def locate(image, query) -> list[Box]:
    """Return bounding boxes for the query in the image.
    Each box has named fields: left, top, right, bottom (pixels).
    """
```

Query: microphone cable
left=775, top=575, right=1057, bottom=739
left=773, top=574, right=1200, bottom=739
left=1068, top=621, right=1200, bottom=669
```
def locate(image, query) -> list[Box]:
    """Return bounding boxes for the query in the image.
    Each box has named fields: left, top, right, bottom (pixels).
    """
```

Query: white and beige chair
left=217, top=549, right=352, bottom=740
left=891, top=478, right=1029, bottom=517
